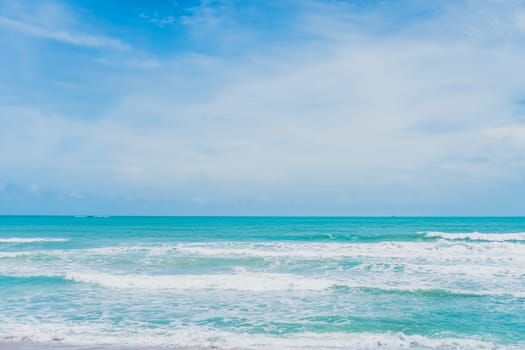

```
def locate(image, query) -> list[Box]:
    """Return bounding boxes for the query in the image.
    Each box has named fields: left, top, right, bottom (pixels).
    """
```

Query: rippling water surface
left=1, top=216, right=524, bottom=349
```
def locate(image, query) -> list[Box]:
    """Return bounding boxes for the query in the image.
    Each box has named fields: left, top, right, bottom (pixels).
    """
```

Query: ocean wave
left=0, top=238, right=68, bottom=243
left=174, top=241, right=525, bottom=264
left=51, top=272, right=524, bottom=297
left=0, top=252, right=33, bottom=258
left=1, top=241, right=523, bottom=297
left=351, top=285, right=525, bottom=298
left=0, top=323, right=516, bottom=349
left=3, top=240, right=524, bottom=261
left=421, top=231, right=525, bottom=242
left=64, top=271, right=335, bottom=291
left=3, top=240, right=525, bottom=268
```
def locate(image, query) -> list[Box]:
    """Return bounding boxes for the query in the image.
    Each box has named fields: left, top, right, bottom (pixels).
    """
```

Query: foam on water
left=6, top=271, right=506, bottom=297
left=0, top=238, right=68, bottom=243
left=64, top=271, right=334, bottom=291
left=3, top=240, right=525, bottom=263
left=0, top=252, right=35, bottom=258
left=1, top=239, right=524, bottom=297
left=0, top=321, right=515, bottom=349
left=173, top=241, right=525, bottom=264
left=422, top=231, right=525, bottom=241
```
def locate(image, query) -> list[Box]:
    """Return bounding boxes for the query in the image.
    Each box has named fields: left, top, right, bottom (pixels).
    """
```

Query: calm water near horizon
left=0, top=216, right=524, bottom=349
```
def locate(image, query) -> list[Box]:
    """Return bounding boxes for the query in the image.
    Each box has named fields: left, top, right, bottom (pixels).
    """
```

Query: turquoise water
left=0, top=216, right=524, bottom=349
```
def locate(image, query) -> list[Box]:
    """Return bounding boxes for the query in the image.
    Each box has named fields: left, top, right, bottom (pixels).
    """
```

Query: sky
left=1, top=0, right=525, bottom=216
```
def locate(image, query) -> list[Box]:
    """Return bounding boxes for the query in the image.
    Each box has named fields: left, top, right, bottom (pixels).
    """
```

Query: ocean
left=0, top=216, right=524, bottom=349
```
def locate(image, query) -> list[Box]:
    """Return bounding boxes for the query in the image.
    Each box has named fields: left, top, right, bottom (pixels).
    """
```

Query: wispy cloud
left=139, top=12, right=176, bottom=27
left=0, top=15, right=128, bottom=50
left=94, top=56, right=160, bottom=69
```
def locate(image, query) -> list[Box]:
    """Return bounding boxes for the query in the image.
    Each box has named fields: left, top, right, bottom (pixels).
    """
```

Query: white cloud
left=0, top=16, right=128, bottom=50
left=2, top=35, right=524, bottom=203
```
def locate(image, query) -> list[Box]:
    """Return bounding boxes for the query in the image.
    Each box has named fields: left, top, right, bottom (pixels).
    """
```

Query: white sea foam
left=423, top=231, right=525, bottom=241
left=3, top=240, right=524, bottom=263
left=58, top=270, right=525, bottom=297
left=353, top=283, right=525, bottom=298
left=65, top=271, right=335, bottom=291
left=0, top=321, right=515, bottom=349
left=174, top=241, right=525, bottom=264
left=0, top=252, right=31, bottom=258
left=2, top=240, right=524, bottom=297
left=0, top=238, right=68, bottom=243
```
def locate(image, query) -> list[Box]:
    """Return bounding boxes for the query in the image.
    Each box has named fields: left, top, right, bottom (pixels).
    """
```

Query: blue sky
left=1, top=0, right=525, bottom=215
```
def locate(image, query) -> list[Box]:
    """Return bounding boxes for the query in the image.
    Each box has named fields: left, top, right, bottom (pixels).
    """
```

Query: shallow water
left=1, top=216, right=524, bottom=349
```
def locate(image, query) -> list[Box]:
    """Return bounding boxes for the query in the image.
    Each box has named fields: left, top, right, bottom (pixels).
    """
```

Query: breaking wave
left=421, top=231, right=525, bottom=242
left=0, top=238, right=68, bottom=243
left=0, top=323, right=516, bottom=350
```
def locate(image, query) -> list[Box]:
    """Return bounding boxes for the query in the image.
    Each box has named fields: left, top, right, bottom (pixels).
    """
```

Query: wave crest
left=65, top=272, right=334, bottom=291
left=422, top=231, right=525, bottom=242
left=0, top=238, right=68, bottom=243
left=0, top=324, right=514, bottom=349
left=58, top=271, right=525, bottom=298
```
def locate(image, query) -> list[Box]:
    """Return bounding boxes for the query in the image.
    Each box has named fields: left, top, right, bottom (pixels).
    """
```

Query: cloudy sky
left=1, top=0, right=525, bottom=215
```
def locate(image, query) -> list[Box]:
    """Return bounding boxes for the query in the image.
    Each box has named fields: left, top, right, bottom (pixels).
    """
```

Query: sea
left=0, top=216, right=524, bottom=349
